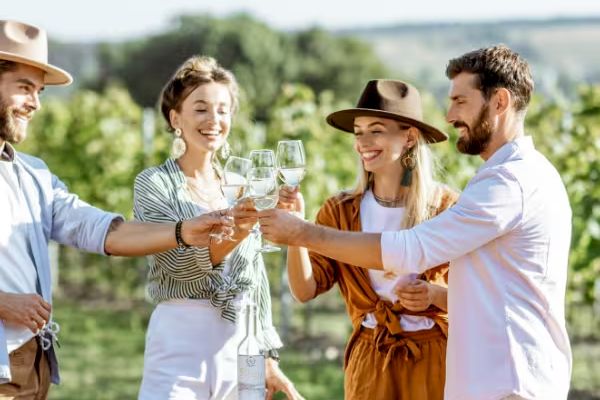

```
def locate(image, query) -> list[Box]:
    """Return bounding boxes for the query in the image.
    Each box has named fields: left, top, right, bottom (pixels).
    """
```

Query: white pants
left=138, top=299, right=245, bottom=400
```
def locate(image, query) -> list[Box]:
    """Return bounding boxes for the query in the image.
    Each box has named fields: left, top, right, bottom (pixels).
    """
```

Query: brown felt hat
left=326, top=79, right=448, bottom=143
left=0, top=20, right=72, bottom=85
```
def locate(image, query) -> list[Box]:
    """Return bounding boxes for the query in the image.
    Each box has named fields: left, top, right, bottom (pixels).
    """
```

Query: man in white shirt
left=0, top=19, right=232, bottom=398
left=259, top=45, right=572, bottom=400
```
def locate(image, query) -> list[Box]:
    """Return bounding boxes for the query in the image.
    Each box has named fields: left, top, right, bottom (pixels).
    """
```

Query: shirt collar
left=479, top=135, right=534, bottom=172
left=0, top=141, right=15, bottom=162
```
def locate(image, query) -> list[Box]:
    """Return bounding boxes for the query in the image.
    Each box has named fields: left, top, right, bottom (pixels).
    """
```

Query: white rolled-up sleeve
left=381, top=166, right=524, bottom=274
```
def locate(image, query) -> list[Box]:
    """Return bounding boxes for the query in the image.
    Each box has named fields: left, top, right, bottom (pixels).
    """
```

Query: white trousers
left=138, top=299, right=245, bottom=400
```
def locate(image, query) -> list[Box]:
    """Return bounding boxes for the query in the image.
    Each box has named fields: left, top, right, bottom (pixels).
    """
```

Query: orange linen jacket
left=307, top=187, right=459, bottom=368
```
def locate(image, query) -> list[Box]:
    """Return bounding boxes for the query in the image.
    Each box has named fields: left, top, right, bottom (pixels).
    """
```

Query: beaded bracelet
left=175, top=220, right=191, bottom=248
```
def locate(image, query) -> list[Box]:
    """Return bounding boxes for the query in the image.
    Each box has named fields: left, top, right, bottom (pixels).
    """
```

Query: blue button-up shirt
left=0, top=143, right=120, bottom=384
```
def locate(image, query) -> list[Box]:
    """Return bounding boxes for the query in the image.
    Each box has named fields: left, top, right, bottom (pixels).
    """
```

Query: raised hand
left=230, top=197, right=258, bottom=240
left=181, top=209, right=235, bottom=247
left=277, top=185, right=305, bottom=218
left=258, top=208, right=307, bottom=246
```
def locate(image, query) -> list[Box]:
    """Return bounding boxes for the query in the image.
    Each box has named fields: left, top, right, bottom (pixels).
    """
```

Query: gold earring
left=171, top=128, right=186, bottom=159
left=219, top=140, right=231, bottom=160
left=401, top=148, right=416, bottom=187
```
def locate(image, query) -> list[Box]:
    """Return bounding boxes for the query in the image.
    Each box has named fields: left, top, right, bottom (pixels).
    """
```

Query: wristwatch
left=264, top=349, right=280, bottom=362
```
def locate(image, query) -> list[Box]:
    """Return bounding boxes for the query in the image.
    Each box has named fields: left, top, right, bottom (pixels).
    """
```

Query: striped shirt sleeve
left=133, top=168, right=215, bottom=281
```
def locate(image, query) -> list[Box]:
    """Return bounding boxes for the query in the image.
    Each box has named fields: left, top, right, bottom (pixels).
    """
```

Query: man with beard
left=0, top=20, right=232, bottom=399
left=258, top=45, right=572, bottom=400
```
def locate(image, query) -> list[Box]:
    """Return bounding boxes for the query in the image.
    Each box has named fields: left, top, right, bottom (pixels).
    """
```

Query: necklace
left=373, top=192, right=405, bottom=208
left=185, top=177, right=225, bottom=209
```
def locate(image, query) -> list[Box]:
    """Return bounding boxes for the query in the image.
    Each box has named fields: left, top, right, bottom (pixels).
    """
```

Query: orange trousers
left=0, top=338, right=50, bottom=400
left=345, top=325, right=446, bottom=400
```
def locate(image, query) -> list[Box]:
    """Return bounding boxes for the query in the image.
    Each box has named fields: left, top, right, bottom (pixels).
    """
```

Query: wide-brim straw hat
left=0, top=20, right=72, bottom=85
left=327, top=79, right=448, bottom=143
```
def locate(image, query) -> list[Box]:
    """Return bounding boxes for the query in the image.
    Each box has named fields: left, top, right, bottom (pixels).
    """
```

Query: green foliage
left=527, top=86, right=600, bottom=303
left=20, top=85, right=145, bottom=216
left=17, top=85, right=148, bottom=301
left=92, top=14, right=387, bottom=120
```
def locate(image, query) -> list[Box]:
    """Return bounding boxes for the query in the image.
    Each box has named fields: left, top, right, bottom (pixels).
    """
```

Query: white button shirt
left=381, top=136, right=572, bottom=400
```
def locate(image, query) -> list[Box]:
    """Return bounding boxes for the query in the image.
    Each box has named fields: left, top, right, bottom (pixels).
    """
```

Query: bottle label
left=238, top=354, right=265, bottom=398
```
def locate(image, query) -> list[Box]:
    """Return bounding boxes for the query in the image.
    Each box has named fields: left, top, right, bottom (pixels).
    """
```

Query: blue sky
left=2, top=0, right=600, bottom=42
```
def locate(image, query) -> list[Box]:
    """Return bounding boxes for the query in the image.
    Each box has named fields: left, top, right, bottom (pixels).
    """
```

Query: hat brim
left=326, top=108, right=448, bottom=144
left=0, top=51, right=72, bottom=86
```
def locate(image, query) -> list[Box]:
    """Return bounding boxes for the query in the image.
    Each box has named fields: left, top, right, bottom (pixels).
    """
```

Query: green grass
left=49, top=299, right=345, bottom=400
left=48, top=299, right=600, bottom=399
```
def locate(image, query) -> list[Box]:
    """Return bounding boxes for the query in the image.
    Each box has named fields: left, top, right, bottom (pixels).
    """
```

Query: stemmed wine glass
left=209, top=156, right=252, bottom=242
left=247, top=167, right=280, bottom=253
left=276, top=140, right=306, bottom=188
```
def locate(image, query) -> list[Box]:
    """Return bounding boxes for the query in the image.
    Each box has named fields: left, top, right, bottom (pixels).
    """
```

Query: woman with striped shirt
left=134, top=56, right=302, bottom=400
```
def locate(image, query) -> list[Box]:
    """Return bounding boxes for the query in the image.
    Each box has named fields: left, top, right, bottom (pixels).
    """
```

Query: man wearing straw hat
left=259, top=45, right=572, bottom=400
left=0, top=20, right=232, bottom=398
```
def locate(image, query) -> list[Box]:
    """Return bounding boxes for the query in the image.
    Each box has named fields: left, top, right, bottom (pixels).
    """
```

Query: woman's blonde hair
left=350, top=124, right=442, bottom=229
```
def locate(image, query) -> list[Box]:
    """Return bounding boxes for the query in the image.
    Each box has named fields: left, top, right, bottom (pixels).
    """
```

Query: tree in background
left=91, top=14, right=387, bottom=120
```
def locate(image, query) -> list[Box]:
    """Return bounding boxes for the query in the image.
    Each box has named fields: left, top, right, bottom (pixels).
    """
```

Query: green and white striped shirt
left=133, top=158, right=282, bottom=350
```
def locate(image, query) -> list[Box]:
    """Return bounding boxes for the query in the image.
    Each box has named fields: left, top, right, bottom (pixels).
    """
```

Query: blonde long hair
left=350, top=126, right=442, bottom=229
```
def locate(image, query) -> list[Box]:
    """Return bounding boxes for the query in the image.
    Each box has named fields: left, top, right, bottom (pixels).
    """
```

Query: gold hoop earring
left=171, top=128, right=186, bottom=159
left=401, top=147, right=416, bottom=187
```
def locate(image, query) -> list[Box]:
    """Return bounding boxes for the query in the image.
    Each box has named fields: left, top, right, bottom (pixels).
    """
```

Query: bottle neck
left=246, top=303, right=257, bottom=338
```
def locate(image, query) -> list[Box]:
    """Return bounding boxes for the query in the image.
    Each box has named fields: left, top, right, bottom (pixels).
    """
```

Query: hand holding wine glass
left=210, top=156, right=252, bottom=242
left=277, top=186, right=305, bottom=219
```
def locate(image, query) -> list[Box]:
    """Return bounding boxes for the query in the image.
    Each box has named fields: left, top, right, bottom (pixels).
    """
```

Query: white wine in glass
left=276, top=140, right=306, bottom=187
left=210, top=156, right=252, bottom=242
left=222, top=157, right=252, bottom=207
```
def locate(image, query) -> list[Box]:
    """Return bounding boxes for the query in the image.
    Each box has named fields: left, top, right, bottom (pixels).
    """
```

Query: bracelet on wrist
left=175, top=220, right=191, bottom=248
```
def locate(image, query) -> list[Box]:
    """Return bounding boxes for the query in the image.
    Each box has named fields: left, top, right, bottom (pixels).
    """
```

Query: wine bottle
left=238, top=303, right=265, bottom=399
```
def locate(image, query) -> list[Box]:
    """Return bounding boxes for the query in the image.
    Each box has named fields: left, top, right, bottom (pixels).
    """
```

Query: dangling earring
left=401, top=147, right=416, bottom=187
left=219, top=140, right=231, bottom=160
left=171, top=128, right=186, bottom=159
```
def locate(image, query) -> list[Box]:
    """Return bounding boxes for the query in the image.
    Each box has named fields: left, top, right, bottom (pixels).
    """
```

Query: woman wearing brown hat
left=277, top=79, right=457, bottom=399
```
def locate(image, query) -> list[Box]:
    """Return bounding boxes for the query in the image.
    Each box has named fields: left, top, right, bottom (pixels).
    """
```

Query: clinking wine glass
left=247, top=167, right=280, bottom=253
left=222, top=156, right=252, bottom=208
left=248, top=149, right=276, bottom=168
left=276, top=140, right=306, bottom=188
left=210, top=156, right=252, bottom=242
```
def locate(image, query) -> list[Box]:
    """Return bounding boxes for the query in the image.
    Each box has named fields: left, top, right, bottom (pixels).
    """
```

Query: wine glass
left=249, top=149, right=276, bottom=168
left=210, top=156, right=252, bottom=242
left=276, top=140, right=306, bottom=188
left=222, top=156, right=252, bottom=208
left=247, top=167, right=280, bottom=253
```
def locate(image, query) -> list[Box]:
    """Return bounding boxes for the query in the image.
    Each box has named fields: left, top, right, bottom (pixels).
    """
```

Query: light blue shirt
left=0, top=144, right=120, bottom=384
left=381, top=136, right=572, bottom=400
